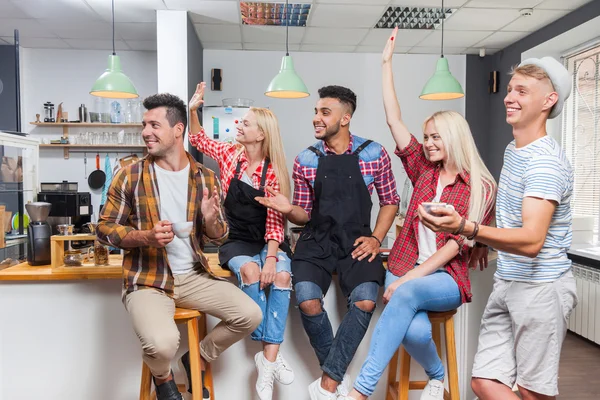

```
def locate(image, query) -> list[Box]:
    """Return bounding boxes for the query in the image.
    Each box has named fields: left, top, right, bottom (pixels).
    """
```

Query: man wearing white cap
left=418, top=56, right=577, bottom=400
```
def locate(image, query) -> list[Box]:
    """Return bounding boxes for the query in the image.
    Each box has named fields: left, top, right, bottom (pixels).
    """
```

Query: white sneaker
left=274, top=352, right=295, bottom=385
left=336, top=374, right=352, bottom=397
left=420, top=379, right=445, bottom=400
left=308, top=378, right=338, bottom=400
left=255, top=352, right=276, bottom=400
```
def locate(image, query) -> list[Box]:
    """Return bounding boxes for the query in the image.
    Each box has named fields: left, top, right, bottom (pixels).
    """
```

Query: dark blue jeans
left=295, top=281, right=379, bottom=382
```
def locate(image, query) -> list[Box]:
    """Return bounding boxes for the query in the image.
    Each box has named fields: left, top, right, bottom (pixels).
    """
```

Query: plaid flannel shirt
left=387, top=135, right=494, bottom=303
left=97, top=152, right=228, bottom=297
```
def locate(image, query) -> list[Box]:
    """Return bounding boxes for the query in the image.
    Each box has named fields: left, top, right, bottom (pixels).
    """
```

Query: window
left=562, top=44, right=600, bottom=243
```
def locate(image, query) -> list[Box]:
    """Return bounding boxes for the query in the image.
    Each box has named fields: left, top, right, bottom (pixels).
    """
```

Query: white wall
left=20, top=48, right=157, bottom=218
left=202, top=49, right=466, bottom=237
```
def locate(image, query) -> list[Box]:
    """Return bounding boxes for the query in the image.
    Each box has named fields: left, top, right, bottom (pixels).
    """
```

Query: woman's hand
left=190, top=82, right=206, bottom=112
left=260, top=257, right=276, bottom=290
left=383, top=275, right=411, bottom=304
left=382, top=26, right=398, bottom=64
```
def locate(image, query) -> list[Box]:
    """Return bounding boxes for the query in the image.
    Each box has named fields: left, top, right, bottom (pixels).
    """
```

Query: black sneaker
left=180, top=351, right=210, bottom=400
left=153, top=372, right=183, bottom=400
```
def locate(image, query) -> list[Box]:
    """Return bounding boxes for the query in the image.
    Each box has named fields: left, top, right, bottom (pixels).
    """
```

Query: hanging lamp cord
left=441, top=0, right=444, bottom=58
left=285, top=0, right=289, bottom=56
left=112, top=0, right=116, bottom=55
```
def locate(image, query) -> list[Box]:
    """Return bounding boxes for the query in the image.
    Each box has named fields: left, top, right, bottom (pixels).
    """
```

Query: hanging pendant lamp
left=419, top=0, right=464, bottom=100
left=265, top=0, right=309, bottom=98
left=90, top=0, right=138, bottom=99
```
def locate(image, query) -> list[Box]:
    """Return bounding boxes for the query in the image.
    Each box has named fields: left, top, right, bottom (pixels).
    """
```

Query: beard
left=315, top=120, right=341, bottom=141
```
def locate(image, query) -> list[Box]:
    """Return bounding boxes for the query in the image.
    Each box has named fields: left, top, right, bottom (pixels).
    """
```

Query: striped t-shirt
left=496, top=135, right=573, bottom=282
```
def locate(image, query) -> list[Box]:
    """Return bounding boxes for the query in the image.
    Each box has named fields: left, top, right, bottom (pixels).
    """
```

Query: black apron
left=292, top=140, right=385, bottom=297
left=218, top=158, right=270, bottom=268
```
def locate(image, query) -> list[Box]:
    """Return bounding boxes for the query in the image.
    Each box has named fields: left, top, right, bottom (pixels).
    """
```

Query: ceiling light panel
left=375, top=6, right=454, bottom=30
left=240, top=2, right=311, bottom=27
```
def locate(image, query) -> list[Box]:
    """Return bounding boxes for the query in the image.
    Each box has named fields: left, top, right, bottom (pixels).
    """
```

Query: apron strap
left=307, top=146, right=325, bottom=158
left=259, top=157, right=270, bottom=191
left=353, top=140, right=373, bottom=156
left=234, top=159, right=243, bottom=178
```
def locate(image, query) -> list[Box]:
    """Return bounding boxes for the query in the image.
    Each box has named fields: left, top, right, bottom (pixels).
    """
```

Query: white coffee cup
left=172, top=221, right=193, bottom=239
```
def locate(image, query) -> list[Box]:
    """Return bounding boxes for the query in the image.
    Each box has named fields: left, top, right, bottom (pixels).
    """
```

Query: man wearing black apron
left=257, top=86, right=399, bottom=400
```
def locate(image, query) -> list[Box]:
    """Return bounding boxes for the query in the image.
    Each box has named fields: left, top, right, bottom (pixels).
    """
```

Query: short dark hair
left=318, top=85, right=357, bottom=115
left=143, top=93, right=187, bottom=131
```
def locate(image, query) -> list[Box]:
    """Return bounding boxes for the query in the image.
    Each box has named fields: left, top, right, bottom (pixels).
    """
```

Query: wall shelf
left=30, top=122, right=142, bottom=128
left=39, top=144, right=146, bottom=159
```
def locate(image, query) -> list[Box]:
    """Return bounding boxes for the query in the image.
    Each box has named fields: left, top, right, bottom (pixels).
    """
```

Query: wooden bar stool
left=140, top=307, right=215, bottom=400
left=386, top=310, right=459, bottom=400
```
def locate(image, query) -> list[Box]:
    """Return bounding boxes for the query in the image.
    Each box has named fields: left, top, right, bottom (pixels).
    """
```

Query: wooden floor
left=558, top=332, right=600, bottom=399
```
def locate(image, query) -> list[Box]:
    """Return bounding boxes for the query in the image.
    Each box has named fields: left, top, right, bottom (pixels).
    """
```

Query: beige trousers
left=125, top=271, right=262, bottom=380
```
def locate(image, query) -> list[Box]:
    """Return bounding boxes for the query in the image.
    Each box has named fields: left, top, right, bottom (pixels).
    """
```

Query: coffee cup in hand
left=172, top=222, right=193, bottom=239
left=422, top=202, right=455, bottom=215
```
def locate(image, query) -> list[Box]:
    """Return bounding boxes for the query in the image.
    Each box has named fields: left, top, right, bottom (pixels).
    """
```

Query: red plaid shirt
left=292, top=134, right=400, bottom=215
left=189, top=130, right=285, bottom=244
left=387, top=135, right=494, bottom=303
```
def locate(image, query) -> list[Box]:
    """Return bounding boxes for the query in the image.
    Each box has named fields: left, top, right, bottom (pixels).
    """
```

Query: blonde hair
left=249, top=107, right=291, bottom=198
left=422, top=111, right=496, bottom=228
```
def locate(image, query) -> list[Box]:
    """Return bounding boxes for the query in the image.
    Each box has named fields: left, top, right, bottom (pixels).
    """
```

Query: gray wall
left=0, top=45, right=18, bottom=132
left=466, top=0, right=600, bottom=179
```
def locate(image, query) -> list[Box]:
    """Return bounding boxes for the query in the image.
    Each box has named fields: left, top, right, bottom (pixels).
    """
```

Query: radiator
left=569, top=263, right=600, bottom=344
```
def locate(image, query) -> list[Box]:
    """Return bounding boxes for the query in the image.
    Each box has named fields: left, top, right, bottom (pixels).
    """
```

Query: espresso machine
left=26, top=202, right=52, bottom=266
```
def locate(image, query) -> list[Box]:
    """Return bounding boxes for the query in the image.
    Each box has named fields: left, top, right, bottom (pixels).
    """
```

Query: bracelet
left=466, top=221, right=480, bottom=240
left=453, top=217, right=466, bottom=235
left=371, top=235, right=382, bottom=246
left=265, top=255, right=278, bottom=262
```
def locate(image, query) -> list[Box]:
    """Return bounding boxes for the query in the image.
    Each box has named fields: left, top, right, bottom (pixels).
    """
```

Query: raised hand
left=190, top=82, right=206, bottom=112
left=201, top=186, right=221, bottom=224
left=382, top=26, right=398, bottom=64
left=255, top=186, right=293, bottom=215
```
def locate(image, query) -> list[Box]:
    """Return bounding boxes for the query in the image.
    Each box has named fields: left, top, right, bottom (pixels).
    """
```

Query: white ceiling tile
left=195, top=24, right=242, bottom=43
left=409, top=46, right=466, bottom=54
left=316, top=0, right=389, bottom=4
left=125, top=40, right=157, bottom=51
left=390, top=0, right=470, bottom=6
left=535, top=0, right=593, bottom=10
left=444, top=8, right=520, bottom=31
left=85, top=0, right=166, bottom=23
left=165, top=0, right=240, bottom=25
left=474, top=31, right=529, bottom=48
left=464, top=47, right=500, bottom=55
left=0, top=0, right=31, bottom=18
left=308, top=4, right=386, bottom=28
left=202, top=42, right=243, bottom=50
left=303, top=27, right=368, bottom=45
left=243, top=42, right=300, bottom=51
left=355, top=45, right=412, bottom=53
left=465, top=0, right=544, bottom=8
left=115, top=22, right=157, bottom=41
left=18, top=37, right=71, bottom=49
left=300, top=44, right=356, bottom=52
left=360, top=28, right=432, bottom=47
left=63, top=38, right=129, bottom=50
left=242, top=26, right=304, bottom=44
left=417, top=30, right=493, bottom=48
left=0, top=18, right=57, bottom=38
left=38, top=19, right=112, bottom=39
left=502, top=9, right=566, bottom=32
left=12, top=0, right=100, bottom=20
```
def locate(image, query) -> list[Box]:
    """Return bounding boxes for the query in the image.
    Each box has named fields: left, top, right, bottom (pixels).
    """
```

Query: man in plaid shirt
left=97, top=93, right=262, bottom=400
left=257, top=86, right=399, bottom=400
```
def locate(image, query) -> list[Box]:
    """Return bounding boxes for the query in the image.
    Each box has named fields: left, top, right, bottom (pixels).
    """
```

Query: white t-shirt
left=496, top=135, right=573, bottom=282
left=154, top=162, right=197, bottom=275
left=417, top=178, right=443, bottom=264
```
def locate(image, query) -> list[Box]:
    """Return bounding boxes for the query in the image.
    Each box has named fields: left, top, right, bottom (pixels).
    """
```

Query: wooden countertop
left=0, top=253, right=233, bottom=282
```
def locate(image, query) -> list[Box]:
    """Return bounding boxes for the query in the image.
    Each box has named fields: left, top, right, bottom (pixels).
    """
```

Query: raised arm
left=383, top=26, right=412, bottom=151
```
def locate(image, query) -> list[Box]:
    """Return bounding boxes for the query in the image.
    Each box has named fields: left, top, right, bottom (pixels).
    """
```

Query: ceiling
left=0, top=0, right=594, bottom=55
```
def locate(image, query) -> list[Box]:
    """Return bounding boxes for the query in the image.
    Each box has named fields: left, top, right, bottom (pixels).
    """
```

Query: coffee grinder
left=26, top=202, right=52, bottom=266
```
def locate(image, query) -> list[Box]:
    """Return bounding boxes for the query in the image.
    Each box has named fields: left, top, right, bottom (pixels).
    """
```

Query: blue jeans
left=295, top=280, right=379, bottom=383
left=228, top=245, right=292, bottom=344
left=354, top=270, right=462, bottom=396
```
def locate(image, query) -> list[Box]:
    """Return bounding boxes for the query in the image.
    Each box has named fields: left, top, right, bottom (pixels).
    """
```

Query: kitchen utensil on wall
left=101, top=153, right=113, bottom=207
left=88, top=153, right=106, bottom=190
left=43, top=102, right=55, bottom=122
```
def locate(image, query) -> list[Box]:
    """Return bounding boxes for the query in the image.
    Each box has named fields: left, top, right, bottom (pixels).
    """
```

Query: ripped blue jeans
left=228, top=245, right=292, bottom=344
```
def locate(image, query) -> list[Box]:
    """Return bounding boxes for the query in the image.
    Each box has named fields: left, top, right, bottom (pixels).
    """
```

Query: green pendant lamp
left=419, top=0, right=464, bottom=100
left=265, top=0, right=309, bottom=98
left=90, top=0, right=138, bottom=99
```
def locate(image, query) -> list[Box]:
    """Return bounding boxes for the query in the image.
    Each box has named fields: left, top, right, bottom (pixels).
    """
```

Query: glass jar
left=87, top=241, right=109, bottom=266
left=64, top=250, right=84, bottom=267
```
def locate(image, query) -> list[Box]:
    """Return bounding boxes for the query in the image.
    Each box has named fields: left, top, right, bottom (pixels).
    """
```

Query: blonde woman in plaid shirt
left=189, top=82, right=294, bottom=400
left=97, top=93, right=262, bottom=400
